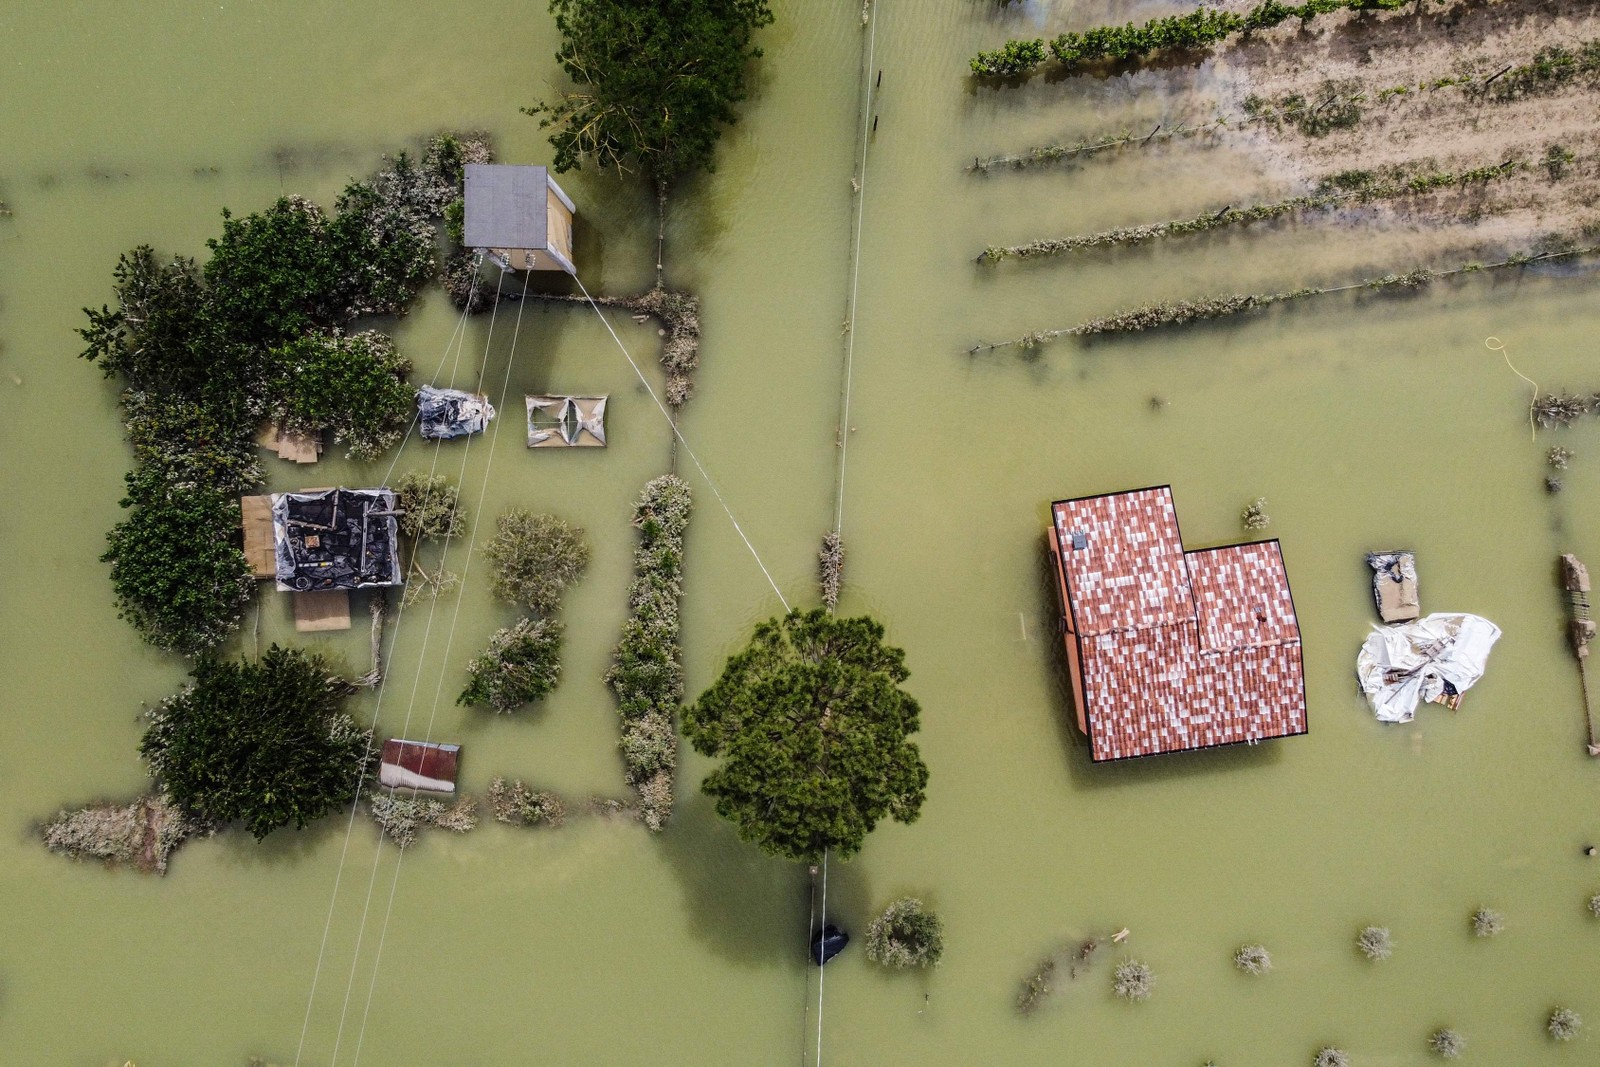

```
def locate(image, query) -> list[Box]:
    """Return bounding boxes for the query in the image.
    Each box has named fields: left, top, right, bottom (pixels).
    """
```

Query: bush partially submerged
left=41, top=793, right=204, bottom=875
left=1589, top=891, right=1600, bottom=918
left=819, top=530, right=844, bottom=611
left=1313, top=1048, right=1350, bottom=1067
left=1357, top=925, right=1393, bottom=961
left=458, top=618, right=564, bottom=713
left=1429, top=1027, right=1464, bottom=1058
left=1471, top=907, right=1504, bottom=938
left=1113, top=959, right=1153, bottom=1001
left=607, top=476, right=692, bottom=831
left=485, top=509, right=591, bottom=614
left=367, top=794, right=477, bottom=848
left=394, top=472, right=463, bottom=541
left=1549, top=1006, right=1582, bottom=1041
left=1234, top=943, right=1272, bottom=975
left=487, top=777, right=566, bottom=827
left=140, top=646, right=374, bottom=839
left=865, top=898, right=944, bottom=969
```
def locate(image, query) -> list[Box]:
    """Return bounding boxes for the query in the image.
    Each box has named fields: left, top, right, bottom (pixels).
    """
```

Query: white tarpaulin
left=1357, top=613, right=1502, bottom=723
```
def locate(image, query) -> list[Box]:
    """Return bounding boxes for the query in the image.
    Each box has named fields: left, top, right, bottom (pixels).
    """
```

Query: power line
left=573, top=273, right=791, bottom=613
left=293, top=261, right=487, bottom=1067
left=349, top=269, right=535, bottom=1066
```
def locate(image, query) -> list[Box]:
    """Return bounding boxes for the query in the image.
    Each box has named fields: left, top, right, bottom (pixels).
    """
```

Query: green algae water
left=3, top=2, right=1600, bottom=1063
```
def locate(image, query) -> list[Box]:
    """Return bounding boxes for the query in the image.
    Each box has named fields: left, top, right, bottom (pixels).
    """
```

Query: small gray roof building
left=463, top=164, right=577, bottom=275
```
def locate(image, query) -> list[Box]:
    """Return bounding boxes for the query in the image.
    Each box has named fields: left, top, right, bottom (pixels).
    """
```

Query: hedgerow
left=606, top=475, right=692, bottom=831
left=971, top=0, right=1413, bottom=79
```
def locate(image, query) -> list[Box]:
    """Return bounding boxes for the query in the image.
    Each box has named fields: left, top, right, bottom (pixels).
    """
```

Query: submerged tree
left=527, top=0, right=775, bottom=182
left=458, top=618, right=565, bottom=713
left=1548, top=1007, right=1582, bottom=1041
left=1357, top=925, right=1394, bottom=961
left=1429, top=1027, right=1465, bottom=1059
left=268, top=330, right=413, bottom=461
left=102, top=483, right=254, bottom=656
left=1113, top=959, right=1154, bottom=1001
left=683, top=609, right=928, bottom=863
left=865, top=898, right=945, bottom=969
left=1471, top=907, right=1504, bottom=938
left=484, top=509, right=591, bottom=615
left=139, top=646, right=374, bottom=839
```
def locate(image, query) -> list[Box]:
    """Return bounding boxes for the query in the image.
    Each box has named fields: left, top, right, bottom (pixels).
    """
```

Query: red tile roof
left=1051, top=487, right=1306, bottom=761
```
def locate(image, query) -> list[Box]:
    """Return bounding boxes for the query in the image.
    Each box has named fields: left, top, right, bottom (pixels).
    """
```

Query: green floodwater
left=3, top=1, right=1600, bottom=1064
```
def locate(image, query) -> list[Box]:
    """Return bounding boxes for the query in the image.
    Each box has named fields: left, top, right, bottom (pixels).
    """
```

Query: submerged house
left=271, top=487, right=403, bottom=592
left=463, top=163, right=576, bottom=275
left=1047, top=486, right=1307, bottom=761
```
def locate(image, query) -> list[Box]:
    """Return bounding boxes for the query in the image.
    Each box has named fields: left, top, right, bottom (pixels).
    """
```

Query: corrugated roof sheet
left=464, top=164, right=548, bottom=250
left=1052, top=487, right=1306, bottom=761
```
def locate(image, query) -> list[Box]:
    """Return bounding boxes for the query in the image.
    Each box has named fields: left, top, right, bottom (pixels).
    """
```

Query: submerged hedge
left=605, top=475, right=692, bottom=832
left=970, top=0, right=1412, bottom=79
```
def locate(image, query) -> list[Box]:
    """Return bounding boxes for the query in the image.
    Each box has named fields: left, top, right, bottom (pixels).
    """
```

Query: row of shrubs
left=83, top=134, right=488, bottom=656
left=970, top=0, right=1413, bottom=79
left=979, top=160, right=1525, bottom=263
left=606, top=475, right=693, bottom=832
left=457, top=509, right=591, bottom=713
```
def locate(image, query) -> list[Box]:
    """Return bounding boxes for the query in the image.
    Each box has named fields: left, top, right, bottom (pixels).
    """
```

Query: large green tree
left=527, top=0, right=775, bottom=181
left=683, top=610, right=929, bottom=863
left=140, top=646, right=374, bottom=839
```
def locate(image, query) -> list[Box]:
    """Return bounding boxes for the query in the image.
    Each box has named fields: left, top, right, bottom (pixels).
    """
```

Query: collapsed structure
left=527, top=395, right=607, bottom=447
left=1047, top=485, right=1307, bottom=761
left=271, top=487, right=403, bottom=592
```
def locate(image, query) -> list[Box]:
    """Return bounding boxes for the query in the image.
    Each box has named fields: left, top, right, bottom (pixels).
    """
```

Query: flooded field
left=2, top=2, right=1599, bottom=1064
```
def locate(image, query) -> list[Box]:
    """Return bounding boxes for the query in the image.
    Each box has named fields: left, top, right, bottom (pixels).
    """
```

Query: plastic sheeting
left=418, top=385, right=496, bottom=440
left=1356, top=613, right=1502, bottom=723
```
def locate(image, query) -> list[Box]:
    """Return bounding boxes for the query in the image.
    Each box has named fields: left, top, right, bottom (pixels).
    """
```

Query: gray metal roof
left=464, top=164, right=548, bottom=250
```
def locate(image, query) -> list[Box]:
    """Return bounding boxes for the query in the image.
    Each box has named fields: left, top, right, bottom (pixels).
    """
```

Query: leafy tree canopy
left=204, top=196, right=348, bottom=347
left=267, top=330, right=413, bottom=461
left=683, top=609, right=928, bottom=863
left=79, top=246, right=221, bottom=394
left=527, top=0, right=775, bottom=181
left=103, top=484, right=254, bottom=657
left=139, top=646, right=373, bottom=839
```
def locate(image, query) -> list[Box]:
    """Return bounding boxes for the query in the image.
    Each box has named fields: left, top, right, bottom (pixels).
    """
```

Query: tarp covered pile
left=418, top=385, right=496, bottom=440
left=1356, top=613, right=1501, bottom=723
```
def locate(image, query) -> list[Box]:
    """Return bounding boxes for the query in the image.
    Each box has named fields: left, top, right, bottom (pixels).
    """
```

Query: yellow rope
left=1485, top=336, right=1538, bottom=442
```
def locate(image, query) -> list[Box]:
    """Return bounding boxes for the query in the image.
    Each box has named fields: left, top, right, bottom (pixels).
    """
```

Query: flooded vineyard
left=2, top=2, right=1599, bottom=1064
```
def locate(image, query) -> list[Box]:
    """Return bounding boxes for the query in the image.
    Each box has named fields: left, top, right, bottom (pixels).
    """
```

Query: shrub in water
left=487, top=777, right=566, bottom=827
left=1357, top=925, right=1393, bottom=961
left=865, top=897, right=945, bottom=969
left=395, top=472, right=463, bottom=542
left=1429, top=1028, right=1464, bottom=1058
left=485, top=509, right=591, bottom=615
left=1471, top=907, right=1504, bottom=938
left=1113, top=958, right=1154, bottom=1001
left=1589, top=891, right=1600, bottom=918
left=1548, top=1006, right=1582, bottom=1041
left=1234, top=943, right=1272, bottom=975
left=1313, top=1048, right=1349, bottom=1067
left=1242, top=498, right=1271, bottom=531
left=368, top=794, right=477, bottom=848
left=458, top=618, right=564, bottom=713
